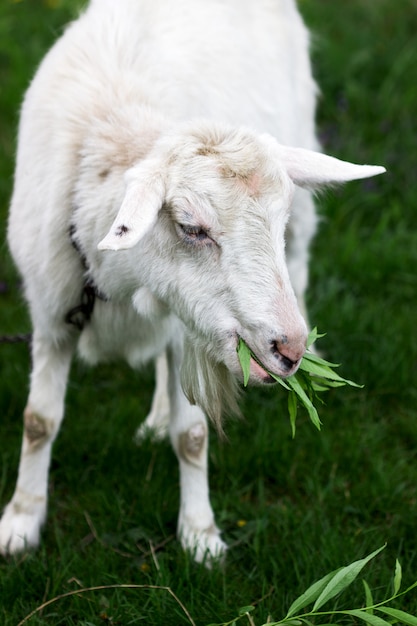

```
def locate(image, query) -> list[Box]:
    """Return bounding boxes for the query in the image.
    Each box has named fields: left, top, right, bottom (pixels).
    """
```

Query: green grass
left=1, top=0, right=417, bottom=624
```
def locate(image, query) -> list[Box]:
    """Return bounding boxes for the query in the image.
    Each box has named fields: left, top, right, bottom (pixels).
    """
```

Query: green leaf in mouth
left=236, top=328, right=362, bottom=436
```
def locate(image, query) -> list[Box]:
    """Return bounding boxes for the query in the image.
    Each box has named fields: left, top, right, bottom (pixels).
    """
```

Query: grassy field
left=1, top=0, right=416, bottom=624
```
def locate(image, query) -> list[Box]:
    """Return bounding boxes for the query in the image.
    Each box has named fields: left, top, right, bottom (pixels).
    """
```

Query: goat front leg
left=0, top=333, right=73, bottom=555
left=166, top=343, right=226, bottom=565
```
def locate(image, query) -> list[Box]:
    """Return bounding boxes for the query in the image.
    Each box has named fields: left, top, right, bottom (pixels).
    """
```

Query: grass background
left=0, top=0, right=416, bottom=624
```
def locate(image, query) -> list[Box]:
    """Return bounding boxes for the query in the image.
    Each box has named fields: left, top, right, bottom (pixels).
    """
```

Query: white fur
left=1, top=0, right=384, bottom=562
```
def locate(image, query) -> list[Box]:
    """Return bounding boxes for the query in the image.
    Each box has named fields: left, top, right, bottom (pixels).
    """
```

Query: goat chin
left=181, top=336, right=241, bottom=432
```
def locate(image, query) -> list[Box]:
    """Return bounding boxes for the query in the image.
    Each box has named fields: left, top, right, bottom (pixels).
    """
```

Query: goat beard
left=181, top=334, right=241, bottom=433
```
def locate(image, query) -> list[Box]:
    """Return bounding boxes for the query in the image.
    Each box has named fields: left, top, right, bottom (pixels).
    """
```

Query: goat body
left=0, top=0, right=384, bottom=562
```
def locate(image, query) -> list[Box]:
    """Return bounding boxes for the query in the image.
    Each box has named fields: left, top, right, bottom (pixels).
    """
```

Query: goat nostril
left=271, top=340, right=280, bottom=358
left=270, top=339, right=299, bottom=371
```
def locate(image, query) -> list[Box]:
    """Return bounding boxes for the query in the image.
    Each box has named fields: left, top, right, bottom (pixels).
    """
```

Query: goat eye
left=178, top=223, right=211, bottom=244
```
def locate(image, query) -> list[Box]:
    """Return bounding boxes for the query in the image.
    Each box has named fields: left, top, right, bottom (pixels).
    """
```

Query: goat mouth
left=237, top=336, right=276, bottom=384
left=249, top=355, right=276, bottom=384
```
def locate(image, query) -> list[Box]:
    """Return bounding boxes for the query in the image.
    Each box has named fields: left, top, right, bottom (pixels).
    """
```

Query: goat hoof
left=0, top=501, right=45, bottom=556
left=134, top=417, right=169, bottom=444
left=179, top=522, right=227, bottom=567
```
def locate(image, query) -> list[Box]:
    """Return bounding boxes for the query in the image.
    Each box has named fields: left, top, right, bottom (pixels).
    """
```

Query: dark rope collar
left=0, top=333, right=32, bottom=345
left=65, top=224, right=109, bottom=331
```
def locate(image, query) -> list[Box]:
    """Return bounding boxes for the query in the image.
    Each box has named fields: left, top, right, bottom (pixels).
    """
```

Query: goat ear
left=277, top=145, right=386, bottom=188
left=98, top=163, right=165, bottom=251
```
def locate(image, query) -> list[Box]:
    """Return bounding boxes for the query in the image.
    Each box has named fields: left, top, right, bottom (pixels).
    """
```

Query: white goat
left=0, top=0, right=384, bottom=563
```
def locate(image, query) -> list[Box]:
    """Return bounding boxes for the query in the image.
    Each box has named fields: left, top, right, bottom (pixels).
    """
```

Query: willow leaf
left=312, top=545, right=386, bottom=611
left=344, top=609, right=392, bottom=626
left=288, top=391, right=298, bottom=438
left=377, top=607, right=417, bottom=626
left=285, top=569, right=341, bottom=618
left=363, top=579, right=374, bottom=614
left=286, top=375, right=321, bottom=431
left=237, top=338, right=251, bottom=387
left=393, top=559, right=402, bottom=595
